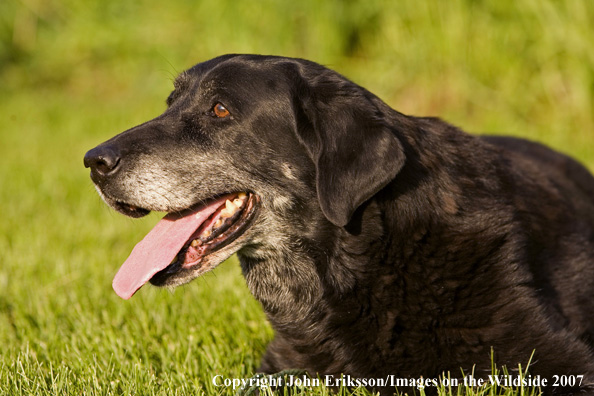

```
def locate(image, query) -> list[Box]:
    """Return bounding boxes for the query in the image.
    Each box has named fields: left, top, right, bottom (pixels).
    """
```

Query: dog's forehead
left=186, top=57, right=279, bottom=83
left=182, top=56, right=288, bottom=93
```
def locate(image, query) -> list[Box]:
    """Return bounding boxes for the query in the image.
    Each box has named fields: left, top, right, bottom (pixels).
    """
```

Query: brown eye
left=213, top=103, right=230, bottom=118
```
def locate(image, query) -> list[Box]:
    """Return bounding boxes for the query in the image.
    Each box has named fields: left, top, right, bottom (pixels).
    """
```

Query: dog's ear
left=288, top=62, right=406, bottom=227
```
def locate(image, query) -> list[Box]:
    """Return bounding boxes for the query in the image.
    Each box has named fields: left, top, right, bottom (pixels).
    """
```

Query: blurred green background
left=0, top=0, right=592, bottom=395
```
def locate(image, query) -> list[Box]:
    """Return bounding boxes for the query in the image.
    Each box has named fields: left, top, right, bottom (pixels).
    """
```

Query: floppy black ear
left=289, top=63, right=406, bottom=227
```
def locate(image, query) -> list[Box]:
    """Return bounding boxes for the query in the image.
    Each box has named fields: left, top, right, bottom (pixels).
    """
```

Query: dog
left=84, top=54, right=594, bottom=395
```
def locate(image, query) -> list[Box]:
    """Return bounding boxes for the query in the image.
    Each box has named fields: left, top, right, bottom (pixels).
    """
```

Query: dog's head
left=84, top=55, right=406, bottom=298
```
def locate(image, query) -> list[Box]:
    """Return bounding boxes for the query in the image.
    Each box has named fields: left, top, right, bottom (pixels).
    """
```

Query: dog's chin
left=113, top=201, right=151, bottom=218
left=94, top=187, right=151, bottom=218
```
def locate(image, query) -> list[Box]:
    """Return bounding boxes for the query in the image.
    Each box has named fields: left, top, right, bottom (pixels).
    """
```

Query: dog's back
left=482, top=135, right=594, bottom=345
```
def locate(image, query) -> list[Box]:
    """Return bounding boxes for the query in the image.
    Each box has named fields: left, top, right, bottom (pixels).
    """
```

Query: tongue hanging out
left=112, top=193, right=248, bottom=299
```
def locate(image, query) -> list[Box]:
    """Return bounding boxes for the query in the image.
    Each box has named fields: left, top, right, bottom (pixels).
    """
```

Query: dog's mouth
left=111, top=192, right=259, bottom=299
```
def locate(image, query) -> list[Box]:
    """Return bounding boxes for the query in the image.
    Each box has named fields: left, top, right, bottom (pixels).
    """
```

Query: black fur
left=85, top=55, right=594, bottom=395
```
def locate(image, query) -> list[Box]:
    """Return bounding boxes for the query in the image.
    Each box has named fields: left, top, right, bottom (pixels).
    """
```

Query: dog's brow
left=173, top=71, right=191, bottom=90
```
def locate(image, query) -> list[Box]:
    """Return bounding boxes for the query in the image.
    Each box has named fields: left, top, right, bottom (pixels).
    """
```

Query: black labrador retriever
left=84, top=55, right=594, bottom=395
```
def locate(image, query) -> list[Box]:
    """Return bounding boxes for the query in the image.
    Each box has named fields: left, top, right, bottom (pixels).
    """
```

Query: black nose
left=84, top=146, right=121, bottom=176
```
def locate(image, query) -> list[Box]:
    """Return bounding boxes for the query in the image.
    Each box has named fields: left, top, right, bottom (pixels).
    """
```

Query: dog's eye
left=212, top=103, right=230, bottom=118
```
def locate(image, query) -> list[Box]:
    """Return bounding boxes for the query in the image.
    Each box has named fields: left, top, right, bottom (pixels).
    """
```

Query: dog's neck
left=237, top=198, right=389, bottom=333
left=238, top=244, right=324, bottom=327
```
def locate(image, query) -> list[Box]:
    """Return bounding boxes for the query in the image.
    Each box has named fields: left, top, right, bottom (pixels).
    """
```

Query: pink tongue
left=112, top=195, right=232, bottom=299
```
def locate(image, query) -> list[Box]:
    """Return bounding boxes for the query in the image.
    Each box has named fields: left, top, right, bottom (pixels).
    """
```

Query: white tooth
left=226, top=199, right=238, bottom=212
left=214, top=218, right=223, bottom=228
left=221, top=200, right=238, bottom=218
left=191, top=239, right=201, bottom=247
left=233, top=198, right=243, bottom=207
left=238, top=192, right=247, bottom=199
left=201, top=229, right=211, bottom=238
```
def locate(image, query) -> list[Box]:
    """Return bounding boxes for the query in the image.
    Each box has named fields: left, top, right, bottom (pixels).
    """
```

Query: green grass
left=0, top=0, right=592, bottom=394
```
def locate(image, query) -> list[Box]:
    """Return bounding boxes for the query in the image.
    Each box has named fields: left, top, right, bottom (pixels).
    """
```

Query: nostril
left=96, top=155, right=120, bottom=175
left=84, top=146, right=121, bottom=176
